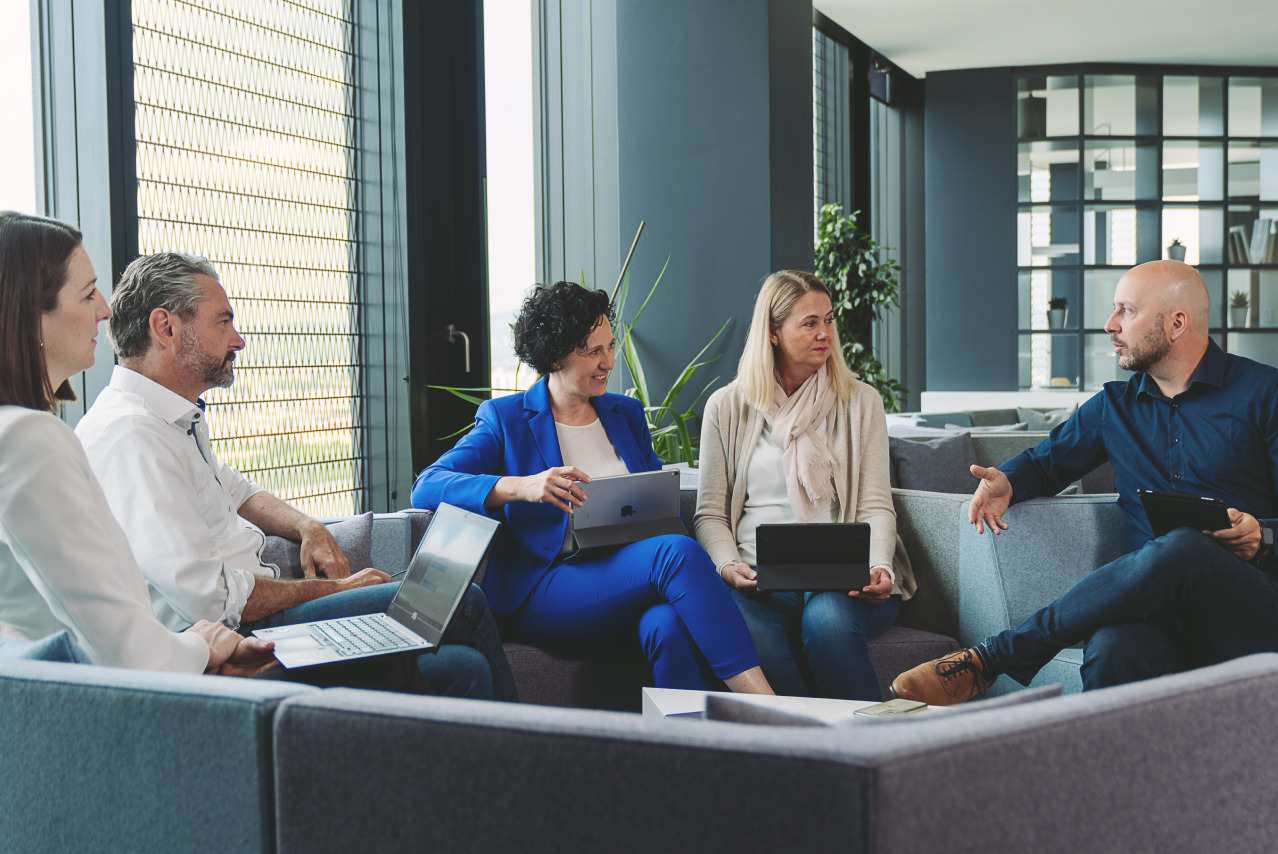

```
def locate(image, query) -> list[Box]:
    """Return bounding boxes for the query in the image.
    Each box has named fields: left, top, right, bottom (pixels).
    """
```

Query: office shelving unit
left=1016, top=71, right=1278, bottom=390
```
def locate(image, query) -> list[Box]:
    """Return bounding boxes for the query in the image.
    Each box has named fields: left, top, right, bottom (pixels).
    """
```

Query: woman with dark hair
left=413, top=281, right=772, bottom=693
left=0, top=210, right=274, bottom=675
left=695, top=270, right=916, bottom=700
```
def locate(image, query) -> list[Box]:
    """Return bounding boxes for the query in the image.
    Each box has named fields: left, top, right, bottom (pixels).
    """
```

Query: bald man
left=893, top=260, right=1278, bottom=705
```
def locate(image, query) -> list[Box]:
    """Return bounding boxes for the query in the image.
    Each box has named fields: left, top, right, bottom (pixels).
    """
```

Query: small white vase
left=1047, top=308, right=1067, bottom=330
left=1230, top=307, right=1249, bottom=328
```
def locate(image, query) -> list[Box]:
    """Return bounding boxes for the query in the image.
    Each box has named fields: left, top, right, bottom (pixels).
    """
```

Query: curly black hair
left=512, top=281, right=616, bottom=375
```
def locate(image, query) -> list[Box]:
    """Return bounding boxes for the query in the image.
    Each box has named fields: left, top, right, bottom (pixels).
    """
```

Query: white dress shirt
left=0, top=406, right=208, bottom=671
left=76, top=366, right=270, bottom=630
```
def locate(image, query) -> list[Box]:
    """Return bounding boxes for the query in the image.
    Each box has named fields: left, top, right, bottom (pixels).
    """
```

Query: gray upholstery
left=890, top=432, right=978, bottom=492
left=271, top=654, right=1278, bottom=854
left=960, top=494, right=1126, bottom=695
left=261, top=512, right=377, bottom=578
left=0, top=659, right=313, bottom=854
left=891, top=488, right=969, bottom=640
left=389, top=488, right=957, bottom=709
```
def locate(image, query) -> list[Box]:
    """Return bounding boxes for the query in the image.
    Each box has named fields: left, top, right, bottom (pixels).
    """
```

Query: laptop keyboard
left=311, top=615, right=421, bottom=656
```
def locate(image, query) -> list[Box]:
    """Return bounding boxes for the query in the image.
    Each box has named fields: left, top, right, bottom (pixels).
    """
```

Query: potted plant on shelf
left=1047, top=296, right=1068, bottom=330
left=1230, top=290, right=1250, bottom=328
left=1168, top=238, right=1187, bottom=262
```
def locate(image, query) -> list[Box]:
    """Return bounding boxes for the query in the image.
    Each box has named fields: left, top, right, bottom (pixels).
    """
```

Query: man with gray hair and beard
left=76, top=251, right=515, bottom=700
left=893, top=260, right=1278, bottom=705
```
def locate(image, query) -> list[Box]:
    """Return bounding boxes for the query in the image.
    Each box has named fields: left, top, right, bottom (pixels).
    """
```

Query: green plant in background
left=1048, top=296, right=1068, bottom=311
left=433, top=221, right=727, bottom=466
left=1230, top=290, right=1250, bottom=309
left=610, top=222, right=727, bottom=465
left=814, top=203, right=908, bottom=413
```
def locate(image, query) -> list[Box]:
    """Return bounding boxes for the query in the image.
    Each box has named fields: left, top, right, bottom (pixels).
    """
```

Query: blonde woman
left=695, top=270, right=915, bottom=700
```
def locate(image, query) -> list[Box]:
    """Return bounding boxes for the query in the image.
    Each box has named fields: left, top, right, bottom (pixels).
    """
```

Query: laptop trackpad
left=273, top=635, right=326, bottom=652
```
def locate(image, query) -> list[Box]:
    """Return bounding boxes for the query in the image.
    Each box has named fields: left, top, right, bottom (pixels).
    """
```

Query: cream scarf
left=770, top=368, right=838, bottom=522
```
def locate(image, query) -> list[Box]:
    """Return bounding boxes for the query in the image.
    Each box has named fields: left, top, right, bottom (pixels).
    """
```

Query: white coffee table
left=642, top=687, right=881, bottom=723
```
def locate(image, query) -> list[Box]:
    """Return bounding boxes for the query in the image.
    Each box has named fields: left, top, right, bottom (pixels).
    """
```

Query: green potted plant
left=1168, top=238, right=1187, bottom=262
left=1048, top=296, right=1068, bottom=330
left=814, top=203, right=907, bottom=413
left=1230, top=290, right=1250, bottom=328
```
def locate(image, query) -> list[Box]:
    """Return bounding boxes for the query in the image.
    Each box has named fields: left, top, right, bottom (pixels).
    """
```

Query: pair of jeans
left=732, top=589, right=900, bottom=700
left=985, top=528, right=1278, bottom=690
left=508, top=535, right=760, bottom=690
left=243, top=582, right=517, bottom=701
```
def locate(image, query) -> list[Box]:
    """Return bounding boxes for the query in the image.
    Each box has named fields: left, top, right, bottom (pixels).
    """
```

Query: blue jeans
left=732, top=590, right=900, bottom=700
left=509, top=535, right=760, bottom=690
left=244, top=582, right=516, bottom=701
left=985, top=528, right=1278, bottom=690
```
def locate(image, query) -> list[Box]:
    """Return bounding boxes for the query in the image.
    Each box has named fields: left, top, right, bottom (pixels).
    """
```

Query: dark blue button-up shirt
left=1003, top=339, right=1278, bottom=554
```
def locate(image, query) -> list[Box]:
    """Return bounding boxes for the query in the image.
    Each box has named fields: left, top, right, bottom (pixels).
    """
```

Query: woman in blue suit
left=412, top=282, right=772, bottom=693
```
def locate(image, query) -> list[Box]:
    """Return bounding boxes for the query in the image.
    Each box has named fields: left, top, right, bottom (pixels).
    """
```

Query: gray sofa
left=9, top=651, right=1278, bottom=853
left=268, top=653, right=1278, bottom=854
left=960, top=493, right=1126, bottom=695
left=394, top=498, right=958, bottom=710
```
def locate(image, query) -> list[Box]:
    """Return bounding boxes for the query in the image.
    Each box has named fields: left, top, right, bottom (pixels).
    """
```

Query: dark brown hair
left=0, top=211, right=84, bottom=411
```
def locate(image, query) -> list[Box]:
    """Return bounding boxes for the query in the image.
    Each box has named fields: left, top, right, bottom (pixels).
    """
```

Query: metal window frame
left=35, top=0, right=414, bottom=511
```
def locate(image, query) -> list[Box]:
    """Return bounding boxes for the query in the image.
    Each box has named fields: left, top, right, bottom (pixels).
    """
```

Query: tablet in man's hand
left=1138, top=489, right=1231, bottom=538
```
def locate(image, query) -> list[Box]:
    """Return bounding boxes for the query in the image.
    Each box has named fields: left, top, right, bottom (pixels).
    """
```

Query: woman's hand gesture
left=520, top=466, right=591, bottom=513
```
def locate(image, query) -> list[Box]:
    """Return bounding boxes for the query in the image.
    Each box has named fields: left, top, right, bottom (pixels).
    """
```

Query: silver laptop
left=755, top=523, right=872, bottom=593
left=253, top=503, right=498, bottom=668
left=571, top=469, right=686, bottom=551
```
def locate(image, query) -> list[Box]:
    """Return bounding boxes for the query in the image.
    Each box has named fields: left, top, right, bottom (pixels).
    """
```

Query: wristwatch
left=1261, top=524, right=1274, bottom=558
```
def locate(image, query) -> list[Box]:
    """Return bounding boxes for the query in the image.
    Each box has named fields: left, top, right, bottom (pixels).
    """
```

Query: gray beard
left=177, top=326, right=235, bottom=388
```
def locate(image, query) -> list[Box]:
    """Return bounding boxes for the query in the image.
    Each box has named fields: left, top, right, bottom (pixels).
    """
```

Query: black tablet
left=1138, top=489, right=1231, bottom=537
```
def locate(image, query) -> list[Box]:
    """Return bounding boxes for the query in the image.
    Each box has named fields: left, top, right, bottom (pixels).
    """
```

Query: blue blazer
left=410, top=378, right=663, bottom=615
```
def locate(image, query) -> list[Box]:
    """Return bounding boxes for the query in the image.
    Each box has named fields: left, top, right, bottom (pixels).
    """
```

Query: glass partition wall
left=1017, top=71, right=1278, bottom=390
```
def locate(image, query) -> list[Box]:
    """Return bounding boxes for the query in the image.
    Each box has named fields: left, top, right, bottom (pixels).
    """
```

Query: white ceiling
left=815, top=0, right=1278, bottom=78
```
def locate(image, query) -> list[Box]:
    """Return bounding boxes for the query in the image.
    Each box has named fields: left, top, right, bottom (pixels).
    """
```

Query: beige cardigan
left=694, top=379, right=916, bottom=600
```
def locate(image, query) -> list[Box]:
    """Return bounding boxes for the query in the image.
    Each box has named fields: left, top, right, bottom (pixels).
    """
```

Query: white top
left=76, top=366, right=270, bottom=630
left=555, top=418, right=628, bottom=478
left=0, top=406, right=208, bottom=672
left=736, top=418, right=838, bottom=567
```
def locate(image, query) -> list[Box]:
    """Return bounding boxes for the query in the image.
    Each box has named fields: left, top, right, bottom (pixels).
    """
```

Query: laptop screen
left=386, top=504, right=498, bottom=644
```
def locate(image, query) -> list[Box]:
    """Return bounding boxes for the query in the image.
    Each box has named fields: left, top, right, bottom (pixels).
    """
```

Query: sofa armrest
left=959, top=494, right=1126, bottom=649
left=890, top=488, right=971, bottom=639
left=0, top=659, right=313, bottom=853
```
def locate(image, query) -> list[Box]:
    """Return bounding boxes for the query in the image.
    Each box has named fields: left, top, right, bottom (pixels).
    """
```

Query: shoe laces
left=934, top=650, right=989, bottom=699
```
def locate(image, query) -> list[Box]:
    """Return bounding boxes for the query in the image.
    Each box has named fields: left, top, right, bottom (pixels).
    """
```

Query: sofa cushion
left=890, top=433, right=978, bottom=493
left=946, top=422, right=1028, bottom=432
left=262, top=512, right=375, bottom=578
left=1017, top=405, right=1076, bottom=431
left=0, top=631, right=91, bottom=663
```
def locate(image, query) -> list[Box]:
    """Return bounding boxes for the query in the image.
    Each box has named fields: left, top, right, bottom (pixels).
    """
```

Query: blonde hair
left=735, top=270, right=856, bottom=411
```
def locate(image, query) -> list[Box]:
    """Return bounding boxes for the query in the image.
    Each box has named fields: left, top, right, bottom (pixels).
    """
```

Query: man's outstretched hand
left=968, top=465, right=1014, bottom=535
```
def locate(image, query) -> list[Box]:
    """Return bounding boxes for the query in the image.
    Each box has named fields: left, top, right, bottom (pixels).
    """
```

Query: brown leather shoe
left=890, top=647, right=994, bottom=706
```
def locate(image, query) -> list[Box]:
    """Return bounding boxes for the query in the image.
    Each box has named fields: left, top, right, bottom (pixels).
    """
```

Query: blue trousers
left=986, top=529, right=1278, bottom=690
left=508, top=535, right=761, bottom=690
left=733, top=590, right=900, bottom=700
left=243, top=582, right=517, bottom=701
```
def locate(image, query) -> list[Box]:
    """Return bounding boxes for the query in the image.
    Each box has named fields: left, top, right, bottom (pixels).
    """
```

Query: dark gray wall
left=924, top=67, right=1017, bottom=390
left=611, top=0, right=813, bottom=402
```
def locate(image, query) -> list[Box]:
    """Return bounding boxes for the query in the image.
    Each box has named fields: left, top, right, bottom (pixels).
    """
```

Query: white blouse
left=0, top=406, right=208, bottom=672
left=736, top=417, right=837, bottom=566
left=555, top=418, right=629, bottom=478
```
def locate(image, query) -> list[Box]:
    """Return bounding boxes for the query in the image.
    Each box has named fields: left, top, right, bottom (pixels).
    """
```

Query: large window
left=132, top=0, right=364, bottom=516
left=0, top=0, right=36, bottom=214
left=483, top=0, right=535, bottom=397
left=812, top=28, right=850, bottom=229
